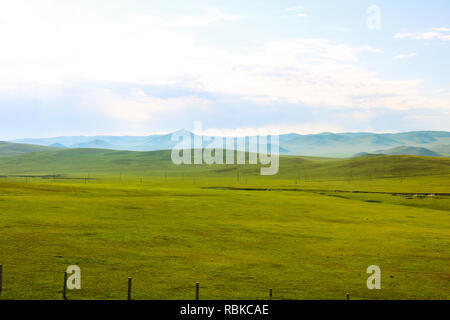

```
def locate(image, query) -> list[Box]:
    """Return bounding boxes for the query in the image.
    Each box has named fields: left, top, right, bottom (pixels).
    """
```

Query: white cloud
left=394, top=28, right=450, bottom=41
left=284, top=5, right=308, bottom=18
left=0, top=0, right=449, bottom=125
left=164, top=8, right=243, bottom=28
left=285, top=6, right=304, bottom=12
left=81, top=88, right=214, bottom=124
left=394, top=53, right=417, bottom=59
left=433, top=27, right=450, bottom=32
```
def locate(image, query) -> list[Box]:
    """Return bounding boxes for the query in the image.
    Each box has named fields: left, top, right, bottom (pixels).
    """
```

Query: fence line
left=0, top=265, right=356, bottom=300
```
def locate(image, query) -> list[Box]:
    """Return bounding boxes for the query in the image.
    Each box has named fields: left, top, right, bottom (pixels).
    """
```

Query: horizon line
left=6, top=129, right=450, bottom=141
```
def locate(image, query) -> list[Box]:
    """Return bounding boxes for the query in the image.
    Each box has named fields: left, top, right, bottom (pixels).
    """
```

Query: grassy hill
left=0, top=141, right=59, bottom=157
left=0, top=147, right=449, bottom=300
left=0, top=148, right=448, bottom=182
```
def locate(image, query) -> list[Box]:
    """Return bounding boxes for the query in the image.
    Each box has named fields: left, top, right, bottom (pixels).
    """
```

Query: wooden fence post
left=0, top=264, right=3, bottom=295
left=196, top=282, right=199, bottom=300
left=128, top=277, right=132, bottom=300
left=63, top=271, right=68, bottom=300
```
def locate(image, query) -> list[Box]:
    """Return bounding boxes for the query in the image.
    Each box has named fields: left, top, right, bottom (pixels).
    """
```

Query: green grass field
left=0, top=149, right=449, bottom=300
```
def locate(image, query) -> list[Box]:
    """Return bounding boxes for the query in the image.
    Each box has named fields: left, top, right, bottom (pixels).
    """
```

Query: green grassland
left=0, top=148, right=449, bottom=300
left=0, top=141, right=59, bottom=157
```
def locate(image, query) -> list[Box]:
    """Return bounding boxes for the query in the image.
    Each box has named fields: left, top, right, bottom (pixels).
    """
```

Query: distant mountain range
left=10, top=130, right=450, bottom=158
left=375, top=146, right=442, bottom=157
left=354, top=146, right=442, bottom=158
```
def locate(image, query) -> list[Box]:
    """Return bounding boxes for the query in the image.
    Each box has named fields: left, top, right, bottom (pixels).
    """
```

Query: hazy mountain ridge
left=11, top=131, right=450, bottom=158
left=374, top=146, right=442, bottom=157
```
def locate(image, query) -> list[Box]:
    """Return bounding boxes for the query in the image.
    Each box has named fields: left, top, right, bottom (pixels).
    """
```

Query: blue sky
left=0, top=0, right=449, bottom=139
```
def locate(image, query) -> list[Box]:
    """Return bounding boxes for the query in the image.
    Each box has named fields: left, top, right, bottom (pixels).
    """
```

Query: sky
left=0, top=0, right=449, bottom=139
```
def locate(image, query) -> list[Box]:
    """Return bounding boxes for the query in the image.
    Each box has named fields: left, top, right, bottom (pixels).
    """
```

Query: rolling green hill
left=0, top=147, right=448, bottom=182
left=0, top=141, right=60, bottom=157
left=0, top=146, right=449, bottom=300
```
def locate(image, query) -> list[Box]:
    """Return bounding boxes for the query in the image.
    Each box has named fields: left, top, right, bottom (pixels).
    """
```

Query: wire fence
left=0, top=263, right=368, bottom=300
left=1, top=263, right=447, bottom=300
